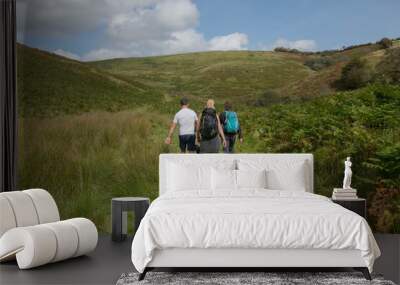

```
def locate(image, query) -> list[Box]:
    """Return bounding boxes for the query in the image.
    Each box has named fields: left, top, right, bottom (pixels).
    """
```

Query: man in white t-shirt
left=165, top=98, right=198, bottom=153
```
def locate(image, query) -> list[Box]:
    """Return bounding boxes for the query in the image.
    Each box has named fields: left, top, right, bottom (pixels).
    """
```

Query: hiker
left=165, top=97, right=198, bottom=153
left=197, top=99, right=227, bottom=153
left=219, top=101, right=243, bottom=153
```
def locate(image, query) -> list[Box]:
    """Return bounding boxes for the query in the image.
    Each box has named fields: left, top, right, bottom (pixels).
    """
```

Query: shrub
left=315, top=49, right=340, bottom=56
left=368, top=187, right=400, bottom=233
left=274, top=47, right=295, bottom=53
left=363, top=144, right=400, bottom=187
left=273, top=47, right=313, bottom=55
left=242, top=84, right=400, bottom=232
left=304, top=57, right=335, bottom=71
left=336, top=58, right=372, bottom=90
left=375, top=48, right=400, bottom=84
left=342, top=42, right=373, bottom=51
left=253, top=90, right=287, bottom=106
left=377, top=37, right=393, bottom=49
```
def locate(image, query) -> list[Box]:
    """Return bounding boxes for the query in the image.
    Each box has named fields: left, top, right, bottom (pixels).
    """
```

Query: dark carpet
left=117, top=272, right=395, bottom=285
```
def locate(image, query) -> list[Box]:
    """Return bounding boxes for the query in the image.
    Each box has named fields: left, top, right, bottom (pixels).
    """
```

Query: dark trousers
left=179, top=134, right=196, bottom=153
left=224, top=134, right=237, bottom=153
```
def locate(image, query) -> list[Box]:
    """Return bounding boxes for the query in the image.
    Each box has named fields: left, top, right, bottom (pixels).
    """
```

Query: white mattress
left=131, top=190, right=380, bottom=273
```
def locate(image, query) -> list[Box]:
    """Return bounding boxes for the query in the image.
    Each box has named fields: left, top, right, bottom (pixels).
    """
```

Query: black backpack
left=200, top=108, right=218, bottom=140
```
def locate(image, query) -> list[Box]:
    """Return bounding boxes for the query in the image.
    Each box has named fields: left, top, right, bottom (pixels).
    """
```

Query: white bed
left=131, top=154, right=380, bottom=280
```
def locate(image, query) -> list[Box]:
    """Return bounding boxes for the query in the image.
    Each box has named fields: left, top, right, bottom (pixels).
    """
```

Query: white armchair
left=0, top=189, right=98, bottom=269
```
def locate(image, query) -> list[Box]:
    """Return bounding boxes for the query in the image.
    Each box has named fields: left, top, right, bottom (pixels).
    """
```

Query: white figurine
left=342, top=157, right=352, bottom=189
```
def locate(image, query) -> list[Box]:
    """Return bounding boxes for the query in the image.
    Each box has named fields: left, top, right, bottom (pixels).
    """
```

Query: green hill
left=90, top=51, right=313, bottom=105
left=17, top=44, right=161, bottom=117
left=91, top=43, right=391, bottom=106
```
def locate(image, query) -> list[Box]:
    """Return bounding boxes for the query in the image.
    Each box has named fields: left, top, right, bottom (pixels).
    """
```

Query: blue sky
left=17, top=0, right=400, bottom=61
left=195, top=0, right=400, bottom=50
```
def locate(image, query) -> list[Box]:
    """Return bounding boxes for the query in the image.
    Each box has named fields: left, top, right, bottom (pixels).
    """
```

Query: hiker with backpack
left=219, top=101, right=243, bottom=153
left=165, top=97, right=198, bottom=153
left=197, top=99, right=227, bottom=153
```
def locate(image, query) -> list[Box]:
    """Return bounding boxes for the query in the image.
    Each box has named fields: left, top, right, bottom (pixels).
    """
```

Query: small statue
left=342, top=157, right=352, bottom=189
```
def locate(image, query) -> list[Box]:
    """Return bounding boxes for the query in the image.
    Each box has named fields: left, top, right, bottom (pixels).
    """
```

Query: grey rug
left=116, top=272, right=396, bottom=285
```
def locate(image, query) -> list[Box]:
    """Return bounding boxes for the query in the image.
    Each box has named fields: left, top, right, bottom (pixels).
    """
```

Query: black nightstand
left=111, top=197, right=150, bottom=242
left=332, top=198, right=366, bottom=219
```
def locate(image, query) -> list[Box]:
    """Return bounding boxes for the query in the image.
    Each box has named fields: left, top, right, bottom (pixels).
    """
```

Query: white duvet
left=131, top=190, right=380, bottom=273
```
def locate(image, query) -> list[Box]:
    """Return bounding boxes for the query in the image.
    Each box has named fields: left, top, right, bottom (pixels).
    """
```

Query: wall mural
left=16, top=0, right=400, bottom=233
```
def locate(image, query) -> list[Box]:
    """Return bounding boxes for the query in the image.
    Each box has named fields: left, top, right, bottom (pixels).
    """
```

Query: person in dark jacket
left=196, top=99, right=226, bottom=153
left=219, top=101, right=243, bottom=153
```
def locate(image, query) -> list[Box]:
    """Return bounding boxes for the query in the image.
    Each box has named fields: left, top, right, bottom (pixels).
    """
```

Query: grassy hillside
left=18, top=111, right=170, bottom=232
left=91, top=43, right=388, bottom=105
left=17, top=44, right=162, bottom=117
left=91, top=51, right=312, bottom=106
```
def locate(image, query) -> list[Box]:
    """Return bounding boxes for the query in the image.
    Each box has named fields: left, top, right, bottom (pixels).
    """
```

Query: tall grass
left=18, top=111, right=168, bottom=232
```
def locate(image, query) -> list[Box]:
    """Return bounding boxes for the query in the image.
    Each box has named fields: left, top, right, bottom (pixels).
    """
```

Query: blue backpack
left=224, top=111, right=239, bottom=133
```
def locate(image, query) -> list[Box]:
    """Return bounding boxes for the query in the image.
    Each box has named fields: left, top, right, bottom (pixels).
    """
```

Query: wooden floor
left=0, top=234, right=398, bottom=285
left=0, top=235, right=133, bottom=285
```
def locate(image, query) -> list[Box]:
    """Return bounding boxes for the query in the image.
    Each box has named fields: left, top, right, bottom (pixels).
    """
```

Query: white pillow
left=212, top=168, right=237, bottom=191
left=238, top=159, right=308, bottom=191
left=167, top=163, right=212, bottom=191
left=236, top=169, right=267, bottom=189
left=266, top=163, right=306, bottom=191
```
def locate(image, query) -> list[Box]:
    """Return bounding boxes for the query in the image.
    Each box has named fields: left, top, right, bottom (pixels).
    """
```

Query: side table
left=111, top=197, right=150, bottom=242
left=332, top=198, right=366, bottom=219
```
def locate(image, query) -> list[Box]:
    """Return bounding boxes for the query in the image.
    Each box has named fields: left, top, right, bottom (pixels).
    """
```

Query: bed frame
left=140, top=248, right=370, bottom=280
left=139, top=154, right=371, bottom=280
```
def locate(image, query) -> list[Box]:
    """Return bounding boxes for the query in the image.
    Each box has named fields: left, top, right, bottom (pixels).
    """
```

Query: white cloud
left=18, top=0, right=249, bottom=60
left=106, top=0, right=199, bottom=43
left=53, top=49, right=81, bottom=61
left=81, top=29, right=207, bottom=61
left=271, top=38, right=317, bottom=51
left=80, top=0, right=250, bottom=60
left=209, top=33, right=249, bottom=51
left=164, top=29, right=207, bottom=54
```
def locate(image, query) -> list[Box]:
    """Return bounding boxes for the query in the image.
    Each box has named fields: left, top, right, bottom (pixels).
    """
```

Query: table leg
left=134, top=201, right=149, bottom=232
left=122, top=211, right=127, bottom=237
left=112, top=201, right=124, bottom=241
